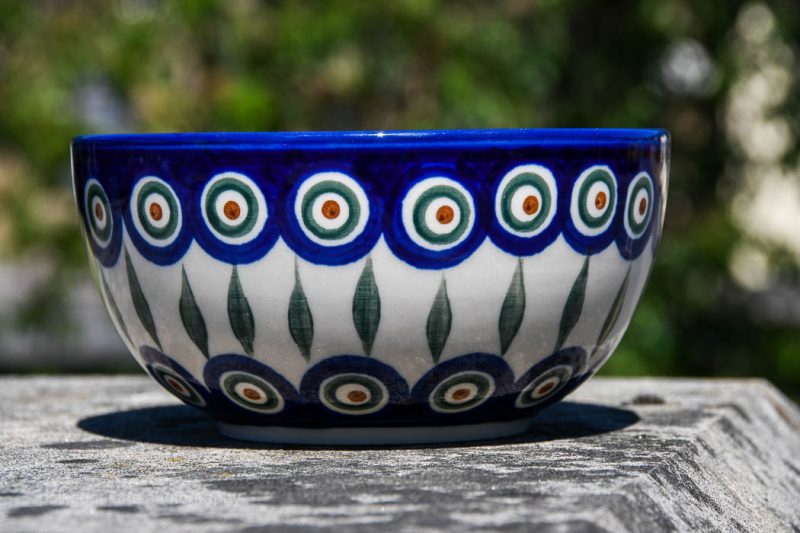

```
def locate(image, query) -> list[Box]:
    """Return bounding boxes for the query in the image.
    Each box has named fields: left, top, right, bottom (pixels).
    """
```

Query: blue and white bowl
left=71, top=129, right=669, bottom=445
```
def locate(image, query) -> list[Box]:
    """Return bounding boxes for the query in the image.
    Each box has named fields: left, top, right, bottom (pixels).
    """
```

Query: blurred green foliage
left=0, top=0, right=798, bottom=396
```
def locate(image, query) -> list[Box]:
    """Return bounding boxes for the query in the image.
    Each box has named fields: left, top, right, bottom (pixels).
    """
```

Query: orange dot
left=242, top=387, right=262, bottom=401
left=165, top=376, right=186, bottom=395
left=94, top=203, right=104, bottom=221
left=451, top=388, right=471, bottom=401
left=149, top=202, right=163, bottom=221
left=638, top=197, right=647, bottom=216
left=347, top=390, right=368, bottom=403
left=537, top=381, right=556, bottom=395
left=321, top=199, right=341, bottom=219
left=224, top=200, right=241, bottom=221
left=436, top=205, right=454, bottom=224
left=523, top=195, right=540, bottom=215
left=594, top=191, right=607, bottom=210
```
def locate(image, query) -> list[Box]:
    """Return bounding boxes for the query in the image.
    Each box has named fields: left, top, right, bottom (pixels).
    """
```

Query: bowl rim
left=72, top=128, right=669, bottom=150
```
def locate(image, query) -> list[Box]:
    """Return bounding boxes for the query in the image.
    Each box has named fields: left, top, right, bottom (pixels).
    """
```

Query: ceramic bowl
left=71, top=129, right=668, bottom=445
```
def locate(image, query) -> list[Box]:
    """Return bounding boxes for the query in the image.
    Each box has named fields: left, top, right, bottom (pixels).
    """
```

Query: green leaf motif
left=499, top=258, right=525, bottom=356
left=426, top=276, right=452, bottom=363
left=180, top=266, right=209, bottom=359
left=125, top=248, right=161, bottom=351
left=288, top=259, right=314, bottom=361
left=100, top=270, right=131, bottom=345
left=595, top=266, right=630, bottom=349
left=352, top=257, right=381, bottom=356
left=228, top=266, right=255, bottom=356
left=555, top=256, right=589, bottom=351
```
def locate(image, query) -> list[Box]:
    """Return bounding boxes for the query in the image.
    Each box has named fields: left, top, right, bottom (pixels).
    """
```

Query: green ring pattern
left=321, top=374, right=386, bottom=414
left=626, top=176, right=653, bottom=236
left=516, top=366, right=572, bottom=408
left=86, top=183, right=112, bottom=242
left=300, top=181, right=361, bottom=241
left=204, top=177, right=259, bottom=238
left=431, top=372, right=493, bottom=412
left=577, top=169, right=616, bottom=229
left=136, top=180, right=179, bottom=240
left=221, top=371, right=283, bottom=413
left=500, top=172, right=552, bottom=232
left=152, top=365, right=205, bottom=407
left=412, top=185, right=471, bottom=245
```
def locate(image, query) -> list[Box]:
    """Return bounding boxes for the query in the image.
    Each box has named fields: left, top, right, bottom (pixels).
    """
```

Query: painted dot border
left=142, top=349, right=592, bottom=424
left=80, top=163, right=661, bottom=268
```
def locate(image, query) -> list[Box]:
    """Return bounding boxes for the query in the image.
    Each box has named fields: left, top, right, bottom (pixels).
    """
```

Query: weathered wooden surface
left=0, top=377, right=798, bottom=532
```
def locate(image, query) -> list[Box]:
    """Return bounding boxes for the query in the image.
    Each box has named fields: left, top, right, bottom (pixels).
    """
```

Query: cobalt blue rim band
left=72, top=128, right=668, bottom=148
left=72, top=128, right=669, bottom=267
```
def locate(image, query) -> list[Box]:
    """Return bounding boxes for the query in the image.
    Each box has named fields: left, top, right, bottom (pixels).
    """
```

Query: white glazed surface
left=100, top=231, right=654, bottom=388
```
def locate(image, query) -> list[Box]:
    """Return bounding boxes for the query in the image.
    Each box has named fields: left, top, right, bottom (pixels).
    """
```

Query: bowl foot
left=216, top=418, right=532, bottom=446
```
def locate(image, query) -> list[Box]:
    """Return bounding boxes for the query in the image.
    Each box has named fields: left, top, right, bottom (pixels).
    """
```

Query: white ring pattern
left=151, top=363, right=206, bottom=407
left=91, top=197, right=108, bottom=231
left=200, top=172, right=268, bottom=245
left=623, top=171, right=654, bottom=239
left=294, top=172, right=370, bottom=246
left=84, top=178, right=113, bottom=248
left=220, top=371, right=284, bottom=414
left=402, top=176, right=476, bottom=251
left=310, top=192, right=351, bottom=231
left=514, top=364, right=573, bottom=408
left=495, top=164, right=558, bottom=237
left=429, top=371, right=495, bottom=414
left=319, top=374, right=388, bottom=415
left=569, top=165, right=617, bottom=237
left=214, top=190, right=249, bottom=226
left=130, top=176, right=182, bottom=247
left=443, top=382, right=479, bottom=405
left=143, top=193, right=171, bottom=230
left=423, top=197, right=462, bottom=235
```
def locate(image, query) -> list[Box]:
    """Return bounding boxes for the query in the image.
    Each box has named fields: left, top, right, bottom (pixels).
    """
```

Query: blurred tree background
left=0, top=0, right=798, bottom=397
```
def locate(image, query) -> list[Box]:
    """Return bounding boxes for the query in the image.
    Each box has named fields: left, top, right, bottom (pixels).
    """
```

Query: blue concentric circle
left=124, top=175, right=193, bottom=265
left=563, top=165, right=619, bottom=254
left=300, top=355, right=409, bottom=417
left=513, top=347, right=588, bottom=409
left=282, top=171, right=382, bottom=266
left=412, top=353, right=514, bottom=415
left=139, top=345, right=210, bottom=408
left=192, top=171, right=279, bottom=264
left=203, top=354, right=299, bottom=417
left=385, top=173, right=486, bottom=269
left=489, top=164, right=562, bottom=256
left=82, top=178, right=123, bottom=266
left=616, top=170, right=659, bottom=260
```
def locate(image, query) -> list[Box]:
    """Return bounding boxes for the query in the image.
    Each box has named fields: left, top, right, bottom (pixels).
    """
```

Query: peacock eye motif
left=401, top=176, right=475, bottom=251
left=411, top=353, right=514, bottom=415
left=515, top=364, right=573, bottom=408
left=495, top=164, right=557, bottom=237
left=150, top=362, right=207, bottom=407
left=201, top=172, right=268, bottom=245
left=84, top=179, right=113, bottom=248
left=623, top=171, right=654, bottom=239
left=219, top=370, right=284, bottom=414
left=319, top=373, right=388, bottom=415
left=130, top=176, right=182, bottom=246
left=294, top=172, right=370, bottom=246
left=300, top=355, right=408, bottom=416
left=570, top=165, right=617, bottom=237
left=428, top=371, right=495, bottom=413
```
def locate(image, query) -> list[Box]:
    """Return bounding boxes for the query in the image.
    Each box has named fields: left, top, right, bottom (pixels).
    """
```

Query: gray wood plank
left=0, top=377, right=798, bottom=532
